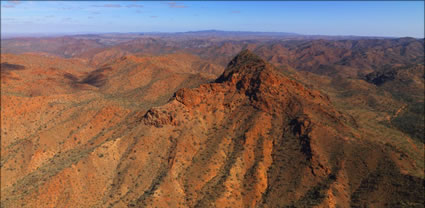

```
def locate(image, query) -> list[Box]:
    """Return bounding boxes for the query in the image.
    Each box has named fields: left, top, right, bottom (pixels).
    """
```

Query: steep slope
left=1, top=50, right=423, bottom=207
left=275, top=65, right=424, bottom=179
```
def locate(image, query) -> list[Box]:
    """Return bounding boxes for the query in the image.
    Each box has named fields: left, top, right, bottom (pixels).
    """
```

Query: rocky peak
left=215, top=49, right=271, bottom=83
left=172, top=50, right=337, bottom=118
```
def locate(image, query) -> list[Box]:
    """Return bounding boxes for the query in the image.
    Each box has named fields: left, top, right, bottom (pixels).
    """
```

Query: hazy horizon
left=1, top=29, right=422, bottom=39
left=1, top=1, right=424, bottom=38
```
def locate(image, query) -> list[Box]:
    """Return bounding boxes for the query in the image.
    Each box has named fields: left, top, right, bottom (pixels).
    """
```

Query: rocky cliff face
left=1, top=50, right=423, bottom=207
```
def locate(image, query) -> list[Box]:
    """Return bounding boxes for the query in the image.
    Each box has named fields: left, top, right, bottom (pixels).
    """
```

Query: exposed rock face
left=1, top=51, right=423, bottom=208
left=142, top=108, right=178, bottom=128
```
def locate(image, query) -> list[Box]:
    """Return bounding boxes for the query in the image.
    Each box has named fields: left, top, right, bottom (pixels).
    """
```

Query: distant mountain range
left=2, top=30, right=418, bottom=40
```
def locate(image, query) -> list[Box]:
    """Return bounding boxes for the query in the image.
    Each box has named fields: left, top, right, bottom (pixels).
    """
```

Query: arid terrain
left=1, top=33, right=424, bottom=207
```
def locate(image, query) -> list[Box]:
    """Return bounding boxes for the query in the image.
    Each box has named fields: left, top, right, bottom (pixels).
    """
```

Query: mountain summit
left=216, top=49, right=269, bottom=83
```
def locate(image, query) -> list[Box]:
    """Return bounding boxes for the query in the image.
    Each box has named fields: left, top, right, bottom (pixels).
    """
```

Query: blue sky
left=1, top=1, right=424, bottom=37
